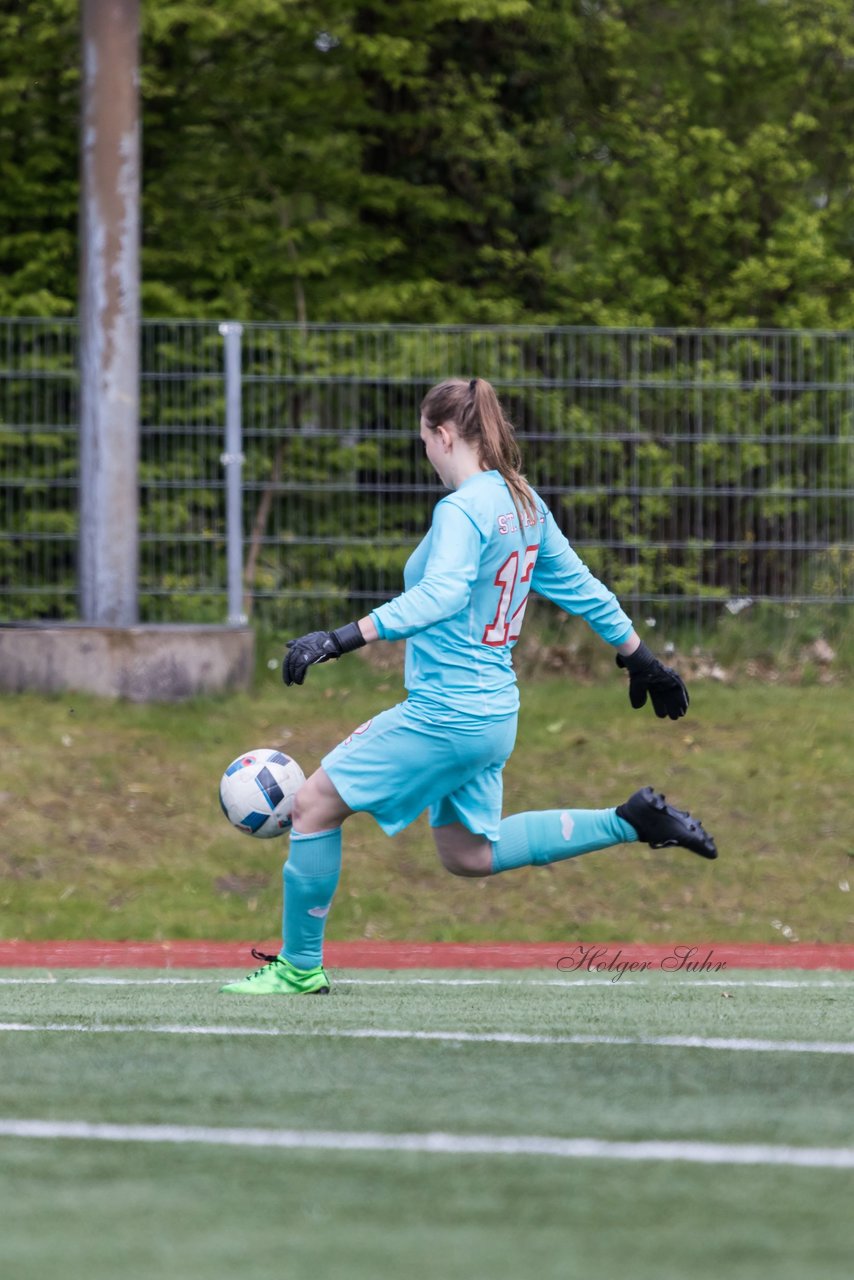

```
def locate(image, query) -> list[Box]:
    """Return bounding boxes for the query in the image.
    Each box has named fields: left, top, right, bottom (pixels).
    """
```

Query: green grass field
left=1, top=967, right=852, bottom=1279
left=0, top=653, right=852, bottom=943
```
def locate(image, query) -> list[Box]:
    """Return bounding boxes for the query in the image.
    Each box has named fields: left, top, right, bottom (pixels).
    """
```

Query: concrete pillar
left=79, top=0, right=140, bottom=624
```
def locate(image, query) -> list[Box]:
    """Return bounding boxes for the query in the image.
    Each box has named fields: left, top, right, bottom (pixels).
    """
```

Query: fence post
left=219, top=322, right=246, bottom=625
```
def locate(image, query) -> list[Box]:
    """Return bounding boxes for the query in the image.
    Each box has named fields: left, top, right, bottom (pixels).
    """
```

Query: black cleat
left=617, top=786, right=718, bottom=860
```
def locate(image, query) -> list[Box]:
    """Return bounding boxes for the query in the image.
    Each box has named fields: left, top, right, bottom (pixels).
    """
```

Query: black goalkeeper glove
left=283, top=621, right=366, bottom=686
left=616, top=641, right=689, bottom=720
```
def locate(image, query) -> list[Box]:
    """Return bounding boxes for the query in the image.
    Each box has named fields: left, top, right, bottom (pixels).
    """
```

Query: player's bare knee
left=290, top=784, right=310, bottom=830
left=291, top=777, right=328, bottom=831
left=433, top=831, right=492, bottom=878
left=443, top=855, right=477, bottom=877
left=443, top=854, right=489, bottom=878
left=290, top=768, right=352, bottom=834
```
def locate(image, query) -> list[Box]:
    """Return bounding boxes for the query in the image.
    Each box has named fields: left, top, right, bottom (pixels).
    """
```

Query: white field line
left=0, top=1020, right=852, bottom=1055
left=0, top=1118, right=852, bottom=1169
left=0, top=975, right=852, bottom=989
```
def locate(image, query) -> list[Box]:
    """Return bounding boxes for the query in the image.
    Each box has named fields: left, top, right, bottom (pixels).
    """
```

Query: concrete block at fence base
left=0, top=624, right=255, bottom=702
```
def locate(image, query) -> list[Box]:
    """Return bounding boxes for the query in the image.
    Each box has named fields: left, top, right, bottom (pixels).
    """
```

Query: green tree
left=139, top=0, right=555, bottom=321
left=541, top=0, right=854, bottom=327
left=3, top=1, right=854, bottom=326
left=0, top=0, right=79, bottom=315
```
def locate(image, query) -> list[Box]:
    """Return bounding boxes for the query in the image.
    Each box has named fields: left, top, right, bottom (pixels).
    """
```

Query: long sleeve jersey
left=370, top=470, right=633, bottom=719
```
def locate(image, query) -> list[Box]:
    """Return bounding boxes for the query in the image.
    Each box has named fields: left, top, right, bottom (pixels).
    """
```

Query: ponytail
left=420, top=377, right=537, bottom=524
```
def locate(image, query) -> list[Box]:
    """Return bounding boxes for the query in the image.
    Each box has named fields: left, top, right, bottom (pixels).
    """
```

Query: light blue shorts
left=321, top=699, right=517, bottom=841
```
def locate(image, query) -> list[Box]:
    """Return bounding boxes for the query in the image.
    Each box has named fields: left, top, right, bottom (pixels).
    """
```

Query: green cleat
left=220, top=949, right=331, bottom=995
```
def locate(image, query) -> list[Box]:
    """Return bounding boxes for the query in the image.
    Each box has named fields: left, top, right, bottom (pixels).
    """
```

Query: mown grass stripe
left=1, top=975, right=852, bottom=989
left=1, top=1118, right=852, bottom=1169
left=1, top=1021, right=852, bottom=1055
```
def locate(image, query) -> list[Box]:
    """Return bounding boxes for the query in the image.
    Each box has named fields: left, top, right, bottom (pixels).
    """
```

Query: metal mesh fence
left=1, top=320, right=852, bottom=634
left=0, top=318, right=79, bottom=618
left=138, top=322, right=227, bottom=620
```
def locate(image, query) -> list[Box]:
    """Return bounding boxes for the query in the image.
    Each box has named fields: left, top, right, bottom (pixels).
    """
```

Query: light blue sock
left=281, top=827, right=342, bottom=970
left=491, top=808, right=638, bottom=874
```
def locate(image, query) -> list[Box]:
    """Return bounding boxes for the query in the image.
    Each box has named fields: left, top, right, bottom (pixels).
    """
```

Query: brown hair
left=420, top=377, right=536, bottom=523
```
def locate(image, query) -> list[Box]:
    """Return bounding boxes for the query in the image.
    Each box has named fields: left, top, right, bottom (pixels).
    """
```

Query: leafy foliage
left=3, top=2, right=854, bottom=325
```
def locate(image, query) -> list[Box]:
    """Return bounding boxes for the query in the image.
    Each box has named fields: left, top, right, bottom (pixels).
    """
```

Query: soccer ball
left=219, top=748, right=305, bottom=838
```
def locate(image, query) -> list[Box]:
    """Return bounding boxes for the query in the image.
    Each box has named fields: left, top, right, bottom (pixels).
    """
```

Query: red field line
left=0, top=940, right=852, bottom=970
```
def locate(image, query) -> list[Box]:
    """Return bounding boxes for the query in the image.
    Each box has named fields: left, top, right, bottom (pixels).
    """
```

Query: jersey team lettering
left=497, top=509, right=543, bottom=536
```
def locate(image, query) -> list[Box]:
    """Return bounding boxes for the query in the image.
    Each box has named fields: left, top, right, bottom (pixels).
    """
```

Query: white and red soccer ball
left=219, top=748, right=305, bottom=838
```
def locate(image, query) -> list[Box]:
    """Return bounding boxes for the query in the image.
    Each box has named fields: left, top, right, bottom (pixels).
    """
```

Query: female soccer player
left=222, top=377, right=716, bottom=995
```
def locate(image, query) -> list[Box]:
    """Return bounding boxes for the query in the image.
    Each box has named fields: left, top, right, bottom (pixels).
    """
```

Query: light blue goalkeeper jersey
left=370, top=470, right=633, bottom=719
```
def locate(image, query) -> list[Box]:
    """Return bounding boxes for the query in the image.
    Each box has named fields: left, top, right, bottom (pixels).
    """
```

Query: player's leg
left=432, top=773, right=716, bottom=875
left=487, top=789, right=716, bottom=869
left=221, top=768, right=351, bottom=996
left=292, top=766, right=355, bottom=833
left=223, top=700, right=461, bottom=996
left=432, top=806, right=639, bottom=877
left=288, top=702, right=463, bottom=962
left=432, top=711, right=716, bottom=869
left=279, top=767, right=352, bottom=967
left=490, top=805, right=640, bottom=872
left=432, top=822, right=493, bottom=876
left=430, top=722, right=647, bottom=875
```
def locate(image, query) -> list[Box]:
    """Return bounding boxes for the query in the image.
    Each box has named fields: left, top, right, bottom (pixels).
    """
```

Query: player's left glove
left=616, top=641, right=689, bottom=720
left=283, top=621, right=366, bottom=686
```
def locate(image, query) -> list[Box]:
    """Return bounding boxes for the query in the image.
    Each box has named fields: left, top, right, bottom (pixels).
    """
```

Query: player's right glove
left=282, top=621, right=366, bottom=686
left=616, top=641, right=689, bottom=720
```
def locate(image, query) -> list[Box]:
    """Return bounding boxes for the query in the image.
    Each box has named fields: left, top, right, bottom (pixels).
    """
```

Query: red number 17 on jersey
left=482, top=545, right=539, bottom=646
